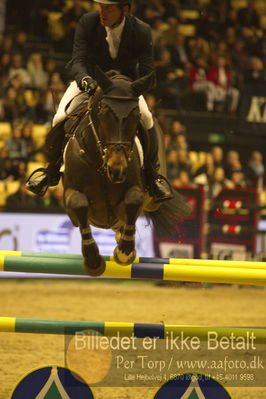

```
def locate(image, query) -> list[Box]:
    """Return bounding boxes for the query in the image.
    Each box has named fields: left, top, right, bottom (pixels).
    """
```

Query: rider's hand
left=79, top=76, right=97, bottom=95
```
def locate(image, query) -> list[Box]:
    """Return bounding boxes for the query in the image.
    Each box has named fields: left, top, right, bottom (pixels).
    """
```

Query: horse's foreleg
left=65, top=189, right=105, bottom=276
left=114, top=187, right=144, bottom=266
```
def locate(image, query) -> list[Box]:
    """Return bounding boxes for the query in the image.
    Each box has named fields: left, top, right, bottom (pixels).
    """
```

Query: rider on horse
left=26, top=0, right=173, bottom=203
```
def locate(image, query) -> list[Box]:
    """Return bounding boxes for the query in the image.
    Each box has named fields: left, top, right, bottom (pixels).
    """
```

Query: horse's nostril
left=107, top=166, right=127, bottom=183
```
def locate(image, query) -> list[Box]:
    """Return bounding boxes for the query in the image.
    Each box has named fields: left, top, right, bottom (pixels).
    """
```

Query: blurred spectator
left=61, top=0, right=87, bottom=51
left=224, top=27, right=238, bottom=52
left=0, top=146, right=12, bottom=180
left=27, top=53, right=49, bottom=89
left=154, top=37, right=170, bottom=63
left=240, top=26, right=261, bottom=58
left=209, top=40, right=231, bottom=66
left=170, top=34, right=190, bottom=69
left=243, top=57, right=265, bottom=85
left=39, top=89, right=56, bottom=124
left=207, top=56, right=239, bottom=112
left=0, top=35, right=13, bottom=54
left=173, top=133, right=188, bottom=151
left=136, top=0, right=175, bottom=24
left=5, top=124, right=28, bottom=161
left=169, top=119, right=186, bottom=138
left=230, top=171, right=247, bottom=188
left=208, top=166, right=233, bottom=198
left=230, top=39, right=248, bottom=73
left=154, top=46, right=173, bottom=75
left=244, top=151, right=265, bottom=188
left=155, top=48, right=182, bottom=108
left=32, top=0, right=65, bottom=38
left=237, top=0, right=260, bottom=29
left=44, top=58, right=60, bottom=77
left=5, top=178, right=43, bottom=212
left=197, top=9, right=220, bottom=43
left=21, top=122, right=38, bottom=159
left=221, top=7, right=238, bottom=30
left=3, top=74, right=38, bottom=122
left=193, top=152, right=215, bottom=186
left=166, top=149, right=179, bottom=182
left=12, top=31, right=31, bottom=63
left=135, top=0, right=162, bottom=24
left=0, top=52, right=11, bottom=86
left=176, top=149, right=192, bottom=178
left=161, top=17, right=179, bottom=46
left=172, top=170, right=194, bottom=187
left=164, top=133, right=171, bottom=150
left=8, top=53, right=31, bottom=87
left=210, top=146, right=224, bottom=168
left=48, top=71, right=66, bottom=92
left=224, top=150, right=243, bottom=179
left=150, top=18, right=166, bottom=45
left=188, top=37, right=210, bottom=63
left=2, top=85, right=30, bottom=122
left=8, top=160, right=28, bottom=181
left=189, top=57, right=216, bottom=111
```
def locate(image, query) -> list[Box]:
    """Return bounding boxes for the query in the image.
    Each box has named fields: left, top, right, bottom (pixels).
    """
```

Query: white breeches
left=52, top=80, right=154, bottom=129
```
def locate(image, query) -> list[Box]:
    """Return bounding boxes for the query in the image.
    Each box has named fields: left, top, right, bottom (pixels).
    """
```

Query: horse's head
left=93, top=67, right=154, bottom=183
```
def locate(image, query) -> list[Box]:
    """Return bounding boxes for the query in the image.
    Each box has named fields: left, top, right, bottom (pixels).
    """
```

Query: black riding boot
left=25, top=123, right=64, bottom=196
left=146, top=125, right=174, bottom=203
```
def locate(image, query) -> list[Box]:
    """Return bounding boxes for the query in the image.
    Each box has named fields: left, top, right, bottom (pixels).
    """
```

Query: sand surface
left=1, top=279, right=266, bottom=398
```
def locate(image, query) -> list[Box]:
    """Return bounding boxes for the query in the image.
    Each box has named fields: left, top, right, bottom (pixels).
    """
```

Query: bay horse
left=62, top=67, right=191, bottom=276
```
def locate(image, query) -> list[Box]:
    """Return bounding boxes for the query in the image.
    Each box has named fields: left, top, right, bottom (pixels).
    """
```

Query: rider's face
left=98, top=4, right=125, bottom=27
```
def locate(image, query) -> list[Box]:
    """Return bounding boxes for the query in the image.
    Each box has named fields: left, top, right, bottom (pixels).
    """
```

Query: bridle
left=87, top=93, right=140, bottom=171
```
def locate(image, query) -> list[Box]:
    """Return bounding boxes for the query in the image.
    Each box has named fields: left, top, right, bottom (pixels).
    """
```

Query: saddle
left=44, top=95, right=91, bottom=163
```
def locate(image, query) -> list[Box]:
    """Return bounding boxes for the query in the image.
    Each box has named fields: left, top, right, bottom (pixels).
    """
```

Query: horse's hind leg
left=113, top=187, right=144, bottom=266
left=65, top=189, right=105, bottom=276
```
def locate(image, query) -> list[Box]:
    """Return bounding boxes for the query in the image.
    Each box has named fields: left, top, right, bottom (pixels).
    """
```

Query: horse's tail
left=145, top=190, right=192, bottom=237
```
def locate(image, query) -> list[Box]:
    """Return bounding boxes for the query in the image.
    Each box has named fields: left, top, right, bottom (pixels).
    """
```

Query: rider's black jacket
left=66, top=11, right=154, bottom=84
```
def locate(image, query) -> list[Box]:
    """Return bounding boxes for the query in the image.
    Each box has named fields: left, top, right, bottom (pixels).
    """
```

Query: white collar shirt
left=105, top=17, right=126, bottom=59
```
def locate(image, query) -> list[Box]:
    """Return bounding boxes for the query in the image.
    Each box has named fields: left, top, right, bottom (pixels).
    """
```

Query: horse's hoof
left=113, top=247, right=136, bottom=266
left=83, top=256, right=106, bottom=276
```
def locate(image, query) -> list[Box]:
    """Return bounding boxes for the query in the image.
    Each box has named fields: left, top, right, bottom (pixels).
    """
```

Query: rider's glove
left=79, top=76, right=97, bottom=95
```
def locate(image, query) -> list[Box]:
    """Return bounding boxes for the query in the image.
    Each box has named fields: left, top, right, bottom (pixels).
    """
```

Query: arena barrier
left=1, top=253, right=266, bottom=285
left=1, top=317, right=266, bottom=341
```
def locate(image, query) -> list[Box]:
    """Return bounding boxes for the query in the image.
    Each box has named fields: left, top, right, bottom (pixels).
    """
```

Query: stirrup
left=25, top=167, right=49, bottom=197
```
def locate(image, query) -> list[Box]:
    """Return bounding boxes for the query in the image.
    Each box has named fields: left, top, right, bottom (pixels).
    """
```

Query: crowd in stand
left=162, top=119, right=265, bottom=197
left=0, top=0, right=265, bottom=211
left=2, top=0, right=265, bottom=117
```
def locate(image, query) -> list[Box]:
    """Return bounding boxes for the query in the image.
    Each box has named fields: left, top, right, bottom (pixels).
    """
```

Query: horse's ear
left=95, top=65, right=113, bottom=92
left=131, top=72, right=156, bottom=97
